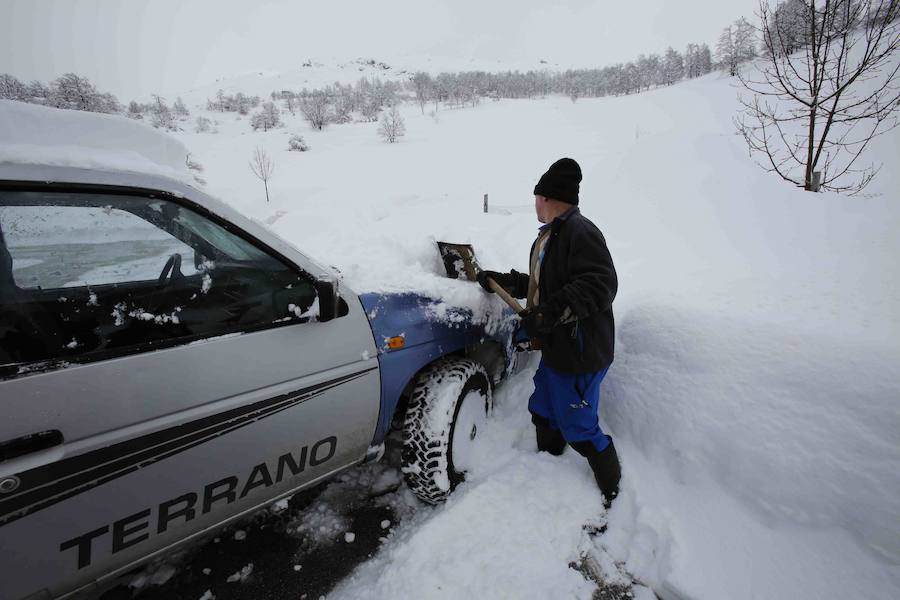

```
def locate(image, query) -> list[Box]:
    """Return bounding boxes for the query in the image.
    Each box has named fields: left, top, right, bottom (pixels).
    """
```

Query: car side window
left=0, top=190, right=318, bottom=374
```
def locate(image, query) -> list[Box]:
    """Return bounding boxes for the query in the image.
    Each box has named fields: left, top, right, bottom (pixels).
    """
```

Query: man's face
left=535, top=194, right=547, bottom=223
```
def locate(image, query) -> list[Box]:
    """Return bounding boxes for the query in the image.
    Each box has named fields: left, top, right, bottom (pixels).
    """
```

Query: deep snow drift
left=2, top=60, right=898, bottom=599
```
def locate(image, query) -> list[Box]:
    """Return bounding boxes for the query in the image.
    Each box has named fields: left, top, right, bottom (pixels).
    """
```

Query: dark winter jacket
left=510, top=207, right=617, bottom=374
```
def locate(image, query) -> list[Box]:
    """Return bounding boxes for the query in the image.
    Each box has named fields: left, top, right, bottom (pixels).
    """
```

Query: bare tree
left=662, top=47, right=685, bottom=84
left=195, top=116, right=213, bottom=133
left=332, top=92, right=354, bottom=124
left=766, top=0, right=812, bottom=57
left=126, top=100, right=144, bottom=119
left=250, top=101, right=282, bottom=131
left=46, top=73, right=120, bottom=113
left=300, top=92, right=330, bottom=130
left=249, top=147, right=275, bottom=202
left=737, top=0, right=900, bottom=194
left=360, top=98, right=381, bottom=122
left=734, top=16, right=760, bottom=64
left=411, top=72, right=431, bottom=114
left=636, top=53, right=662, bottom=89
left=288, top=134, right=309, bottom=151
left=283, top=92, right=297, bottom=116
left=173, top=97, right=190, bottom=118
left=149, top=95, right=178, bottom=131
left=0, top=73, right=27, bottom=100
left=377, top=106, right=406, bottom=143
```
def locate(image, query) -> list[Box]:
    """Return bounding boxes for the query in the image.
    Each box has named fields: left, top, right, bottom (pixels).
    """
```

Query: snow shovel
left=436, top=241, right=524, bottom=313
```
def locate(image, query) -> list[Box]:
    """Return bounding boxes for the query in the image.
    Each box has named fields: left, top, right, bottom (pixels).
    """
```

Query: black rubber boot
left=531, top=413, right=566, bottom=456
left=570, top=436, right=621, bottom=509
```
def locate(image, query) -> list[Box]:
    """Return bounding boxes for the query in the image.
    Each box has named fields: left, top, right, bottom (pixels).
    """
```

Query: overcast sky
left=1, top=0, right=757, bottom=100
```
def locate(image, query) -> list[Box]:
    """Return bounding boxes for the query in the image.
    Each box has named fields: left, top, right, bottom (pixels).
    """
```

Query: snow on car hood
left=0, top=100, right=192, bottom=183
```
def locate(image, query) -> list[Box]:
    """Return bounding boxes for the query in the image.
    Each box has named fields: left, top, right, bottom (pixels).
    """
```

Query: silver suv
left=0, top=159, right=515, bottom=598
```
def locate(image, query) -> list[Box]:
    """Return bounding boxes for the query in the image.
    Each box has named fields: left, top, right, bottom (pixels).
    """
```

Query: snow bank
left=602, top=304, right=900, bottom=597
left=0, top=100, right=192, bottom=182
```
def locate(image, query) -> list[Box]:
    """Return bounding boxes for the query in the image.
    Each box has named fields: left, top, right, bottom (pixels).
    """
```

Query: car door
left=0, top=185, right=380, bottom=600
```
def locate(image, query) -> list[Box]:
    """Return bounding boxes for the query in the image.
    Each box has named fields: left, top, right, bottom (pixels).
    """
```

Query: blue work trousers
left=528, top=360, right=610, bottom=452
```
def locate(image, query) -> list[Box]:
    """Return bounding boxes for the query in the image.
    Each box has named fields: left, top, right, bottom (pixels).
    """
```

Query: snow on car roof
left=0, top=100, right=192, bottom=183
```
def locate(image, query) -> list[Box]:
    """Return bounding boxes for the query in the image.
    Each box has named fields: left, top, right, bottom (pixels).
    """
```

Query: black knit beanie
left=533, top=157, right=582, bottom=205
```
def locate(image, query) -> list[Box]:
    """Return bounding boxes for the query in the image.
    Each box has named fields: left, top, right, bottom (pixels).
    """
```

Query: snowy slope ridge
left=0, top=100, right=192, bottom=182
left=176, top=54, right=562, bottom=106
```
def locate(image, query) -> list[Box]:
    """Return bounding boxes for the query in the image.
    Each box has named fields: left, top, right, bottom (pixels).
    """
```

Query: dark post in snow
left=483, top=193, right=488, bottom=213
left=811, top=171, right=822, bottom=193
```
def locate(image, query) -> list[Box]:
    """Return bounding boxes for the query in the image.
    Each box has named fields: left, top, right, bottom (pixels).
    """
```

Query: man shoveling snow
left=477, top=157, right=621, bottom=508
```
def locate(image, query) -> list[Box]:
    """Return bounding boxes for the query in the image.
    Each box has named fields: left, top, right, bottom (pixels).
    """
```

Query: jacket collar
left=539, top=205, right=579, bottom=233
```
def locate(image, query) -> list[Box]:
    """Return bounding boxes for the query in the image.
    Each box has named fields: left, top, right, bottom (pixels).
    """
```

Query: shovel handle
left=487, top=277, right=524, bottom=313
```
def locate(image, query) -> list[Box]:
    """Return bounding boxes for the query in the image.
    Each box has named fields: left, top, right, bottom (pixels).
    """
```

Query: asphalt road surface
left=99, top=463, right=405, bottom=600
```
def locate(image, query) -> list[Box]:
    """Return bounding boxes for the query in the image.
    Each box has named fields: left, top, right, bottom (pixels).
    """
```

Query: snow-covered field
left=162, top=67, right=900, bottom=599
left=2, top=58, right=899, bottom=599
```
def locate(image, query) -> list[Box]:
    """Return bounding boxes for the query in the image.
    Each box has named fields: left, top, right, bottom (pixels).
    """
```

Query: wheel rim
left=451, top=389, right=489, bottom=473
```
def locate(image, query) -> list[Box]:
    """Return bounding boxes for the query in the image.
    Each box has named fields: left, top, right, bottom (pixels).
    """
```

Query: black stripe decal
left=0, top=367, right=376, bottom=526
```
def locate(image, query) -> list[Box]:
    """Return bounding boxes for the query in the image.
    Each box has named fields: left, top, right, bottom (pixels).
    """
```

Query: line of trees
left=0, top=72, right=199, bottom=133
left=403, top=43, right=715, bottom=110
left=127, top=95, right=192, bottom=131
left=0, top=72, right=120, bottom=113
left=268, top=78, right=403, bottom=130
left=206, top=90, right=263, bottom=114
left=1, top=37, right=723, bottom=131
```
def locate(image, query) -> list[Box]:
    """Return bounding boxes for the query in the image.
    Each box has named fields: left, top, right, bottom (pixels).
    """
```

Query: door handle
left=0, top=429, right=64, bottom=462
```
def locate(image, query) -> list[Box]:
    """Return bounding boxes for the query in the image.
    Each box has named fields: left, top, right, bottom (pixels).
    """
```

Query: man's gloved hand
left=518, top=303, right=559, bottom=338
left=476, top=269, right=521, bottom=294
left=476, top=270, right=502, bottom=293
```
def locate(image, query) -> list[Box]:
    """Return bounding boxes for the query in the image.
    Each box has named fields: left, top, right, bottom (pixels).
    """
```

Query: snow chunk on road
left=225, top=563, right=253, bottom=583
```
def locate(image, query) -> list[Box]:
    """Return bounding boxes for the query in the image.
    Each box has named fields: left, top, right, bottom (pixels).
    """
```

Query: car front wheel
left=401, top=358, right=492, bottom=504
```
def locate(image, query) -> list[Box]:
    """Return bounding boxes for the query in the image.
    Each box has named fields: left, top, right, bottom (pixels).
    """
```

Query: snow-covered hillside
left=2, top=57, right=898, bottom=599
left=159, top=65, right=900, bottom=599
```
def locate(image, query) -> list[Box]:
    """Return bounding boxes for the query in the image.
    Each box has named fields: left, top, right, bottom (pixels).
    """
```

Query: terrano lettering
left=59, top=436, right=337, bottom=570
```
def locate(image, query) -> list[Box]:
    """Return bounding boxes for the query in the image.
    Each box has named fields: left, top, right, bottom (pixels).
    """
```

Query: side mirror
left=315, top=275, right=340, bottom=322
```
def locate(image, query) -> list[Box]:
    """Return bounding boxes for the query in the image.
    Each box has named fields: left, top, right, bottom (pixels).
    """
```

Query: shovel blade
left=436, top=241, right=481, bottom=282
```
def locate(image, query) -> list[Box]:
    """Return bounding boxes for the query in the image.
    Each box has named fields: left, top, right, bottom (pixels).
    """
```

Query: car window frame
left=0, top=180, right=333, bottom=380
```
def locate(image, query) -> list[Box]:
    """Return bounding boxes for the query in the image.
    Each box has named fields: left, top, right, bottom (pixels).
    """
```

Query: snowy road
left=99, top=463, right=643, bottom=600
left=100, top=463, right=404, bottom=600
